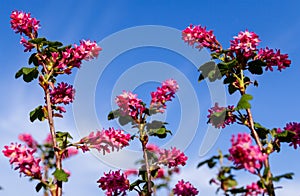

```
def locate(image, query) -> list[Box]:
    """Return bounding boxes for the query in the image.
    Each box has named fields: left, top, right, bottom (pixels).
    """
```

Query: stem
left=245, top=108, right=275, bottom=195
left=139, top=123, right=152, bottom=196
left=45, top=88, right=62, bottom=196
left=237, top=68, right=275, bottom=195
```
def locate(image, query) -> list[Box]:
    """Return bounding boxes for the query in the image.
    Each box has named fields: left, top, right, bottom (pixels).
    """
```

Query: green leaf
left=56, top=131, right=73, bottom=150
left=29, top=105, right=45, bottom=122
left=56, top=131, right=73, bottom=139
left=35, top=182, right=46, bottom=192
left=197, top=155, right=220, bottom=168
left=28, top=53, right=39, bottom=66
left=248, top=60, right=266, bottom=75
left=272, top=172, right=294, bottom=182
left=108, top=109, right=120, bottom=120
left=254, top=122, right=270, bottom=140
left=52, top=169, right=68, bottom=182
left=146, top=121, right=171, bottom=139
left=28, top=37, right=47, bottom=44
left=198, top=61, right=221, bottom=82
left=15, top=67, right=39, bottom=82
left=227, top=187, right=247, bottom=194
left=218, top=59, right=237, bottom=73
left=118, top=115, right=133, bottom=126
left=129, top=179, right=145, bottom=191
left=236, top=94, right=253, bottom=110
left=44, top=41, right=63, bottom=48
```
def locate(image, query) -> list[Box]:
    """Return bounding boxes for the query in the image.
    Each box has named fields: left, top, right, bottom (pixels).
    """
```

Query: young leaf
left=248, top=60, right=266, bottom=75
left=29, top=105, right=45, bottom=122
left=52, top=169, right=68, bottom=182
left=35, top=182, right=46, bottom=192
left=15, top=67, right=39, bottom=82
left=235, top=94, right=253, bottom=110
left=107, top=109, right=120, bottom=120
left=271, top=172, right=294, bottom=182
left=28, top=37, right=47, bottom=44
left=198, top=61, right=220, bottom=82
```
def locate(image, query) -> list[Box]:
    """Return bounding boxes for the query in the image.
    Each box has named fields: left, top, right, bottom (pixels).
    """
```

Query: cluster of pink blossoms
left=97, top=170, right=130, bottom=196
left=182, top=24, right=220, bottom=52
left=145, top=144, right=187, bottom=168
left=256, top=47, right=291, bottom=71
left=228, top=133, right=267, bottom=173
left=245, top=182, right=265, bottom=196
left=18, top=133, right=38, bottom=150
left=50, top=82, right=75, bottom=105
left=173, top=180, right=199, bottom=196
left=230, top=30, right=260, bottom=59
left=10, top=10, right=40, bottom=38
left=3, top=143, right=42, bottom=179
left=46, top=39, right=101, bottom=75
left=207, top=103, right=236, bottom=129
left=79, top=128, right=131, bottom=154
left=150, top=79, right=179, bottom=113
left=277, top=122, right=300, bottom=149
left=115, top=91, right=146, bottom=118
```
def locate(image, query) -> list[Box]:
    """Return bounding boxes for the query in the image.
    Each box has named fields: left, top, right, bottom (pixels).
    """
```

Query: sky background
left=1, top=1, right=300, bottom=195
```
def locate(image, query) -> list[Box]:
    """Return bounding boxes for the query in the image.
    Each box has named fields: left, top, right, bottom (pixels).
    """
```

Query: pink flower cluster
left=158, top=147, right=188, bottom=168
left=115, top=91, right=146, bottom=118
left=150, top=79, right=179, bottom=113
left=20, top=37, right=35, bottom=52
left=79, top=128, right=131, bottom=154
left=50, top=82, right=75, bottom=105
left=277, top=122, right=300, bottom=149
left=2, top=143, right=42, bottom=179
left=18, top=133, right=38, bottom=150
left=257, top=47, right=291, bottom=71
left=74, top=39, right=102, bottom=61
left=207, top=103, right=236, bottom=129
left=228, top=133, right=267, bottom=173
left=245, top=182, right=265, bottom=196
left=230, top=30, right=260, bottom=59
left=182, top=24, right=220, bottom=52
left=10, top=11, right=40, bottom=38
left=173, top=180, right=199, bottom=196
left=97, top=170, right=130, bottom=196
left=48, top=39, right=101, bottom=75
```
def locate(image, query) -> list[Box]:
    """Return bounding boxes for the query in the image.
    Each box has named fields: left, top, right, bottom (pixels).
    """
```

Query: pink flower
left=207, top=103, right=236, bottom=129
left=10, top=10, right=40, bottom=38
left=245, top=182, right=265, bottom=196
left=155, top=168, right=165, bottom=179
left=74, top=39, right=102, bottom=60
left=230, top=30, right=260, bottom=59
left=124, top=169, right=138, bottom=176
left=158, top=147, right=188, bottom=168
left=62, top=147, right=78, bottom=159
left=228, top=133, right=267, bottom=173
left=79, top=128, right=131, bottom=154
left=115, top=91, right=146, bottom=119
left=20, top=37, right=35, bottom=52
left=182, top=24, right=220, bottom=52
left=50, top=82, right=75, bottom=105
left=2, top=143, right=42, bottom=179
left=150, top=79, right=179, bottom=113
left=173, top=180, right=199, bottom=196
left=97, top=170, right=129, bottom=196
left=278, top=122, right=300, bottom=149
left=146, top=144, right=160, bottom=153
left=18, top=133, right=38, bottom=150
left=256, top=47, right=291, bottom=71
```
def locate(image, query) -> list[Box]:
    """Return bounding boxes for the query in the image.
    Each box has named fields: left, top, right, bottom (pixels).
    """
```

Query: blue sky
left=1, top=1, right=300, bottom=195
